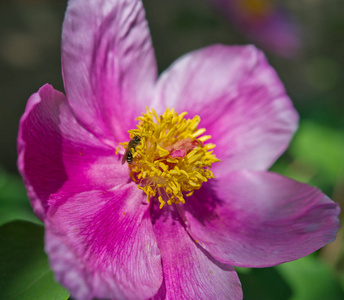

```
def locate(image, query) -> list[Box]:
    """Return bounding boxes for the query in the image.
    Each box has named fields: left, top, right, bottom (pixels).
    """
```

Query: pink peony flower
left=17, top=0, right=339, bottom=299
left=209, top=0, right=301, bottom=57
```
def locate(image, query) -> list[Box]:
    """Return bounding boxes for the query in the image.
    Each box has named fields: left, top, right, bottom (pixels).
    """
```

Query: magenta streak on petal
left=17, top=84, right=128, bottom=221
left=46, top=184, right=162, bottom=300
left=182, top=170, right=340, bottom=268
left=154, top=45, right=298, bottom=176
left=62, top=0, right=157, bottom=146
left=151, top=203, right=243, bottom=299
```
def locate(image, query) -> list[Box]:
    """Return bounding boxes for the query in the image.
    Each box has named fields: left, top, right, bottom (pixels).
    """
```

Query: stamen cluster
left=119, top=108, right=220, bottom=208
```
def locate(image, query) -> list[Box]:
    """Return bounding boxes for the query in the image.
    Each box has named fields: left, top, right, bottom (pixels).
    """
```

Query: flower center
left=118, top=108, right=220, bottom=209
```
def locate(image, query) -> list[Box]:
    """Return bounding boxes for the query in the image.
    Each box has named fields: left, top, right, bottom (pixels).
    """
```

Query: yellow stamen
left=118, top=108, right=220, bottom=208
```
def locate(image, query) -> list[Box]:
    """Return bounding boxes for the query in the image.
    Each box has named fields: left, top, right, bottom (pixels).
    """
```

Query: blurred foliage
left=277, top=255, right=344, bottom=300
left=0, top=167, right=40, bottom=226
left=289, top=121, right=344, bottom=191
left=271, top=120, right=344, bottom=196
left=0, top=221, right=69, bottom=300
left=236, top=255, right=344, bottom=300
left=236, top=267, right=291, bottom=300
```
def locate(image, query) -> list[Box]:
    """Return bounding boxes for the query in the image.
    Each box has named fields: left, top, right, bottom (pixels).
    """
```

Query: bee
left=121, top=135, right=141, bottom=165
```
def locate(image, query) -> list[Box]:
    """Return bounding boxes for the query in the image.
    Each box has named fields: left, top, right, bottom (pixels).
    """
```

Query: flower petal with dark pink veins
left=17, top=84, right=127, bottom=221
left=151, top=204, right=243, bottom=300
left=153, top=45, right=298, bottom=177
left=45, top=184, right=162, bottom=300
left=181, top=170, right=340, bottom=268
left=62, top=0, right=157, bottom=145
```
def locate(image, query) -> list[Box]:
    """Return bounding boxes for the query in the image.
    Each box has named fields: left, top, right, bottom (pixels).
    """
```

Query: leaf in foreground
left=0, top=221, right=69, bottom=300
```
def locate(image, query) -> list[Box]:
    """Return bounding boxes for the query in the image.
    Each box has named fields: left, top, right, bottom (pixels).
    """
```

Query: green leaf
left=0, top=168, right=40, bottom=226
left=277, top=255, right=344, bottom=300
left=271, top=120, right=344, bottom=195
left=289, top=121, right=344, bottom=184
left=236, top=267, right=291, bottom=300
left=0, top=221, right=69, bottom=300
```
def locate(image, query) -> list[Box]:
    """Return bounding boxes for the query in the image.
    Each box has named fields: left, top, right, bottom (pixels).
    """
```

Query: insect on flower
left=121, top=135, right=141, bottom=165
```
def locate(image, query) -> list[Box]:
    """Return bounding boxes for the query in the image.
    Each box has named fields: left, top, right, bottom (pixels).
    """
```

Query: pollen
left=119, top=108, right=220, bottom=209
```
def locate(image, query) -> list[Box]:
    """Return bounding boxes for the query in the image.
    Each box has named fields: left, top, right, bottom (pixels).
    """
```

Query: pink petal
left=62, top=0, right=157, bottom=145
left=17, top=84, right=127, bottom=221
left=151, top=204, right=243, bottom=299
left=154, top=45, right=298, bottom=176
left=182, top=170, right=340, bottom=268
left=45, top=185, right=162, bottom=300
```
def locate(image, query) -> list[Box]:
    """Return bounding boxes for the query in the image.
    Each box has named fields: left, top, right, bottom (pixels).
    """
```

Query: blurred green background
left=0, top=0, right=343, bottom=299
